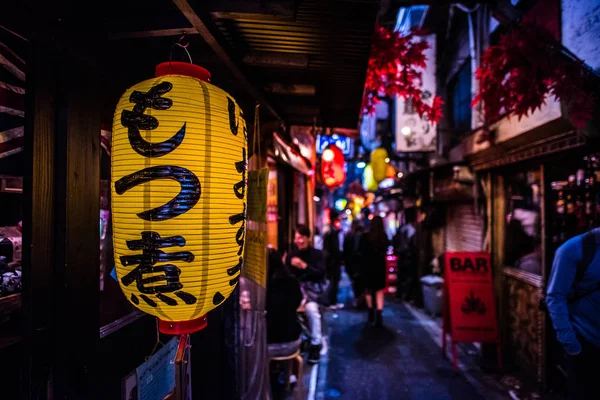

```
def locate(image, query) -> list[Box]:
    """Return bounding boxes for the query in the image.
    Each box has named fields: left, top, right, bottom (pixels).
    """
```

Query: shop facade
left=465, top=102, right=597, bottom=391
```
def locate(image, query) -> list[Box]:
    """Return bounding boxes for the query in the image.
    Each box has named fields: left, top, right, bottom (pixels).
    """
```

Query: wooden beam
left=172, top=0, right=284, bottom=124
left=207, top=0, right=296, bottom=21
left=265, top=83, right=316, bottom=96
left=243, top=51, right=309, bottom=68
left=106, top=28, right=198, bottom=40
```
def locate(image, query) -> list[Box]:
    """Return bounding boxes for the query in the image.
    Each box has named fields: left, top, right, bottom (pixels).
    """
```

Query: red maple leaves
left=362, top=26, right=443, bottom=123
left=474, top=17, right=594, bottom=128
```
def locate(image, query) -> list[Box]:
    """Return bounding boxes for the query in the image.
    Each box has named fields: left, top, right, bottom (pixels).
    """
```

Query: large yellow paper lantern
left=363, top=164, right=378, bottom=192
left=111, top=62, right=247, bottom=334
left=371, top=148, right=389, bottom=183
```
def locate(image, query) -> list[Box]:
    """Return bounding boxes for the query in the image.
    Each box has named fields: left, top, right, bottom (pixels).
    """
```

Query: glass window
left=448, top=59, right=472, bottom=135
left=503, top=167, right=543, bottom=275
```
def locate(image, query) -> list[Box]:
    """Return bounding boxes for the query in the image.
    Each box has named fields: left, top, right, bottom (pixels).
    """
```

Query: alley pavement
left=317, top=300, right=510, bottom=400
left=308, top=270, right=523, bottom=400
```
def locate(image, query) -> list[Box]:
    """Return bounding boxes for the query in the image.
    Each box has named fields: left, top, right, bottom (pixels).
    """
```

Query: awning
left=272, top=133, right=312, bottom=175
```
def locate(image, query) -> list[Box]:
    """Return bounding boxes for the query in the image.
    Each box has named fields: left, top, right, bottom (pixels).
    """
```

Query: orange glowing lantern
left=386, top=164, right=396, bottom=179
left=321, top=144, right=346, bottom=187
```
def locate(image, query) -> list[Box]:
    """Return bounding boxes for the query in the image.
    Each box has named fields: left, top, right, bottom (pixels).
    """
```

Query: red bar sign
left=443, top=252, right=499, bottom=344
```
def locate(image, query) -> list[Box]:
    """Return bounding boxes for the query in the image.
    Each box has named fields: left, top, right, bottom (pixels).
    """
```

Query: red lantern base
left=155, top=61, right=211, bottom=82
left=158, top=315, right=207, bottom=335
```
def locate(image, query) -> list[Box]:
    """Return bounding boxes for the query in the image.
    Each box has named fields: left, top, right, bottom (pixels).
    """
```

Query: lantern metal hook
left=169, top=34, right=193, bottom=66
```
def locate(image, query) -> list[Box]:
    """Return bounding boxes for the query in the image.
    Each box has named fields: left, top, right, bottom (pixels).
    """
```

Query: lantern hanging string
left=253, top=103, right=261, bottom=167
left=146, top=318, right=165, bottom=360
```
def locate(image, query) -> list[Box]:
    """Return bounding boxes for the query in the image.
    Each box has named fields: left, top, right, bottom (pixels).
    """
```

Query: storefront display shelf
left=0, top=293, right=21, bottom=317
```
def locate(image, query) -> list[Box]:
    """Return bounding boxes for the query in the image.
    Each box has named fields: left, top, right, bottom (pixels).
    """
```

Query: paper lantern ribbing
left=371, top=148, right=389, bottom=183
left=321, top=144, right=346, bottom=188
left=111, top=62, right=248, bottom=334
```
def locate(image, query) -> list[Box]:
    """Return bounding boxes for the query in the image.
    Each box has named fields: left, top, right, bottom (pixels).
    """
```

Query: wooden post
left=22, top=39, right=58, bottom=400
left=52, top=52, right=101, bottom=399
left=22, top=40, right=101, bottom=398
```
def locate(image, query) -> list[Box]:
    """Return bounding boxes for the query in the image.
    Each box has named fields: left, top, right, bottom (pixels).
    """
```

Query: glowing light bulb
left=345, top=209, right=351, bottom=215
left=323, top=148, right=334, bottom=162
left=384, top=157, right=390, bottom=163
left=313, top=196, right=321, bottom=202
left=401, top=126, right=411, bottom=136
left=397, top=172, right=404, bottom=178
left=357, top=161, right=366, bottom=168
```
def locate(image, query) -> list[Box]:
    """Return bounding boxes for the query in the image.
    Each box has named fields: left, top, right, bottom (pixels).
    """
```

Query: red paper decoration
left=474, top=17, right=595, bottom=128
left=321, top=144, right=346, bottom=188
left=362, top=25, right=443, bottom=123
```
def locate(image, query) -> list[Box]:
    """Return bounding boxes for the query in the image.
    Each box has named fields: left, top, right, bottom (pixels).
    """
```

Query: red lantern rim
left=158, top=314, right=208, bottom=334
left=155, top=61, right=211, bottom=82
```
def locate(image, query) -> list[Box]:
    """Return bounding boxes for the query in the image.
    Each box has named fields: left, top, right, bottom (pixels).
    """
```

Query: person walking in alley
left=546, top=227, right=600, bottom=399
left=344, top=219, right=365, bottom=308
left=359, top=216, right=390, bottom=326
left=393, top=207, right=418, bottom=302
left=285, top=225, right=327, bottom=363
left=323, top=211, right=342, bottom=308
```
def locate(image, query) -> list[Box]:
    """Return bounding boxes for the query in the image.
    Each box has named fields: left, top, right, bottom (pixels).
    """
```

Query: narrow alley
left=1, top=1, right=599, bottom=399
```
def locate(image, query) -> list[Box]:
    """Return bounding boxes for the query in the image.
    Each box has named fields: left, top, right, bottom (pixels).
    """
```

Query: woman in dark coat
left=359, top=215, right=390, bottom=326
left=266, top=248, right=304, bottom=357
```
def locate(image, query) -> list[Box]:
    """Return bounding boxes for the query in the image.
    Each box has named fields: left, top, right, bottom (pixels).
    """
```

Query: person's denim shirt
left=546, top=231, right=600, bottom=355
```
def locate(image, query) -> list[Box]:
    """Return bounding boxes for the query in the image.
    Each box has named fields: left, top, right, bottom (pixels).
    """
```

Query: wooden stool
left=270, top=350, right=303, bottom=393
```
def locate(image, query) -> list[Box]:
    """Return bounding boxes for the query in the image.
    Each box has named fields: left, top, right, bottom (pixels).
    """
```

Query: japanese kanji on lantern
left=321, top=144, right=346, bottom=188
left=111, top=62, right=248, bottom=334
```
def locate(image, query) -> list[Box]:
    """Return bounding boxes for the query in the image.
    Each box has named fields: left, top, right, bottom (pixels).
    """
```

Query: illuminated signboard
left=316, top=134, right=354, bottom=157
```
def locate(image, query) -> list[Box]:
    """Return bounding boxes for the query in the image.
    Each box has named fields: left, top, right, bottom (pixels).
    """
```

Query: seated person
left=267, top=248, right=303, bottom=357
left=285, top=225, right=326, bottom=363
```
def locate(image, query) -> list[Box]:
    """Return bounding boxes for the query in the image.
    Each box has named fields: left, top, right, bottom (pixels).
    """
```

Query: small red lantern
left=321, top=144, right=346, bottom=188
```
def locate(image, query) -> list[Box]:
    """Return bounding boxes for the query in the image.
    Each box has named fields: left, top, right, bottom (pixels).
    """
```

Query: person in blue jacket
left=546, top=227, right=600, bottom=399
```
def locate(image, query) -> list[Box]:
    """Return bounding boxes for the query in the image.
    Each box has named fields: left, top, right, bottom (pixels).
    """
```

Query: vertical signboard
left=243, top=168, right=269, bottom=287
left=395, top=34, right=437, bottom=152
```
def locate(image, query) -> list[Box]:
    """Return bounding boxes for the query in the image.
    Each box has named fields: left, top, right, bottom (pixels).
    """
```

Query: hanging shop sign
left=290, top=125, right=317, bottom=167
left=316, top=134, right=354, bottom=157
left=111, top=62, right=248, bottom=334
left=243, top=168, right=268, bottom=287
left=359, top=113, right=381, bottom=152
left=442, top=252, right=501, bottom=370
left=394, top=34, right=437, bottom=153
left=371, top=148, right=389, bottom=183
left=321, top=144, right=346, bottom=188
left=273, top=132, right=311, bottom=174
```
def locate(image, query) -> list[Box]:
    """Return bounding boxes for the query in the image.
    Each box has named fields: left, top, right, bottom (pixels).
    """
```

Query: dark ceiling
left=212, top=0, right=380, bottom=129
left=2, top=0, right=383, bottom=131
